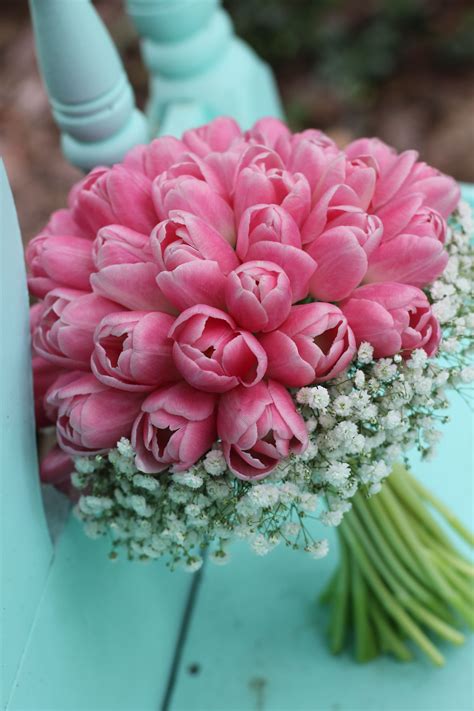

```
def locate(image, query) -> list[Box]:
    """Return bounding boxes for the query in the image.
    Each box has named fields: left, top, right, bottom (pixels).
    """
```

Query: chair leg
left=125, top=0, right=283, bottom=133
left=29, top=0, right=148, bottom=171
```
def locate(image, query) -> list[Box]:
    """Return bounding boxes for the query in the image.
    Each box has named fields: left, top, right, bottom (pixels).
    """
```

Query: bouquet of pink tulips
left=29, top=118, right=473, bottom=665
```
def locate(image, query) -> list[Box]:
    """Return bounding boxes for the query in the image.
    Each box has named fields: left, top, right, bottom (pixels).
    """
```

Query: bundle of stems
left=320, top=464, right=474, bottom=665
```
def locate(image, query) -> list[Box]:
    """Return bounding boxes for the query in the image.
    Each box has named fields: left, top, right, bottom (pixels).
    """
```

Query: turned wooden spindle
left=29, top=0, right=149, bottom=170
left=125, top=0, right=283, bottom=136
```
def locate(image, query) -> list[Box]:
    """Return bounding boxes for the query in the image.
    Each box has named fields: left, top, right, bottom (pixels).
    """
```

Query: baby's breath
left=73, top=204, right=473, bottom=569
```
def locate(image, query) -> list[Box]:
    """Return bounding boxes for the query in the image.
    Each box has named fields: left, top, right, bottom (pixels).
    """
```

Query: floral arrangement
left=28, top=117, right=473, bottom=665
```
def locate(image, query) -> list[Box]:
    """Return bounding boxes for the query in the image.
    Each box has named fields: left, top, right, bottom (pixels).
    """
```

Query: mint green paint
left=165, top=389, right=474, bottom=711
left=7, top=517, right=192, bottom=711
left=29, top=0, right=148, bottom=171
left=0, top=162, right=53, bottom=710
left=125, top=0, right=283, bottom=137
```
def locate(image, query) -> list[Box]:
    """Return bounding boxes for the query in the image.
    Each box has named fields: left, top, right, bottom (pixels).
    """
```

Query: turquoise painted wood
left=126, top=1, right=283, bottom=135
left=29, top=0, right=149, bottom=171
left=7, top=516, right=193, bottom=711
left=162, top=390, right=474, bottom=711
left=0, top=162, right=54, bottom=711
left=168, top=187, right=474, bottom=711
left=4, top=0, right=472, bottom=705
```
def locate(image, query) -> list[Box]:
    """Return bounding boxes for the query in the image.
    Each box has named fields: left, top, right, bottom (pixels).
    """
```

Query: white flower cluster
left=73, top=203, right=473, bottom=569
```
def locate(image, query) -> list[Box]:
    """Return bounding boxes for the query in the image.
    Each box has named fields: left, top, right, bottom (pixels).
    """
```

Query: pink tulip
left=123, top=135, right=187, bottom=179
left=236, top=205, right=317, bottom=302
left=92, top=311, right=179, bottom=392
left=286, top=132, right=342, bottom=193
left=150, top=210, right=239, bottom=310
left=72, top=165, right=157, bottom=236
left=91, top=225, right=175, bottom=313
left=301, top=181, right=368, bottom=246
left=169, top=305, right=268, bottom=393
left=341, top=282, right=441, bottom=358
left=26, top=234, right=94, bottom=298
left=246, top=117, right=292, bottom=152
left=43, top=208, right=88, bottom=239
left=236, top=204, right=302, bottom=257
left=152, top=174, right=236, bottom=245
left=374, top=192, right=425, bottom=241
left=406, top=161, right=460, bottom=218
left=33, top=289, right=119, bottom=369
left=260, top=303, right=356, bottom=386
left=29, top=302, right=44, bottom=338
left=40, top=446, right=73, bottom=484
left=345, top=138, right=460, bottom=218
left=234, top=166, right=311, bottom=227
left=132, top=382, right=217, bottom=473
left=217, top=381, right=308, bottom=480
left=183, top=117, right=243, bottom=156
left=32, top=355, right=67, bottom=428
left=47, top=373, right=143, bottom=455
left=225, top=260, right=292, bottom=333
left=306, top=212, right=383, bottom=301
left=365, top=207, right=448, bottom=287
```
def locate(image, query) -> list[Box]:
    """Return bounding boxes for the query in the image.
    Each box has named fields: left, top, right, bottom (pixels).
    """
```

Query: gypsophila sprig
left=72, top=202, right=473, bottom=568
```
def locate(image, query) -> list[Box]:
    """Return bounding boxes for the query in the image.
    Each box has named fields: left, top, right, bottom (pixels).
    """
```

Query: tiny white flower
left=130, top=495, right=153, bottom=518
left=79, top=495, right=114, bottom=516
left=172, top=472, right=204, bottom=489
left=373, top=358, right=397, bottom=381
left=305, top=386, right=331, bottom=411
left=210, top=549, right=231, bottom=565
left=383, top=410, right=402, bottom=430
left=203, top=449, right=227, bottom=476
left=249, top=483, right=280, bottom=508
left=117, top=437, right=134, bottom=459
left=281, top=522, right=300, bottom=538
left=320, top=510, right=344, bottom=527
left=299, top=492, right=319, bottom=512
left=251, top=534, right=273, bottom=556
left=357, top=342, right=374, bottom=364
left=74, top=457, right=97, bottom=474
left=319, top=413, right=336, bottom=429
left=133, top=473, right=160, bottom=492
left=332, top=395, right=352, bottom=417
left=323, top=462, right=351, bottom=486
left=299, top=440, right=318, bottom=462
left=306, top=539, right=329, bottom=559
left=460, top=366, right=474, bottom=383
left=305, top=417, right=318, bottom=433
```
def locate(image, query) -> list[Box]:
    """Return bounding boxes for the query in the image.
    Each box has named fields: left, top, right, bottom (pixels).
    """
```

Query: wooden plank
left=7, top=515, right=193, bottom=711
left=169, top=390, right=473, bottom=711
left=0, top=161, right=54, bottom=709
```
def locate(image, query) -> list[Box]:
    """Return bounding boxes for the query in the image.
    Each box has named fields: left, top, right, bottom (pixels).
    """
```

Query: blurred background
left=1, top=0, right=473, bottom=244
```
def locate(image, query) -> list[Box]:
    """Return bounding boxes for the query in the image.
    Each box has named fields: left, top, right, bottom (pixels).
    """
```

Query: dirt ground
left=1, top=2, right=473, bottom=245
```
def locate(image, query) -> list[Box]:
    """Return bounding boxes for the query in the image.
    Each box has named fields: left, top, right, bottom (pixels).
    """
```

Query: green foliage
left=224, top=0, right=473, bottom=99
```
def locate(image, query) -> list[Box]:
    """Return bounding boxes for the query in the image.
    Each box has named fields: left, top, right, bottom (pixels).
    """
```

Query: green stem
left=350, top=552, right=379, bottom=662
left=428, top=551, right=474, bottom=614
left=402, top=468, right=474, bottom=547
left=354, top=494, right=450, bottom=619
left=340, top=516, right=445, bottom=666
left=388, top=465, right=458, bottom=554
left=328, top=535, right=350, bottom=655
left=376, top=487, right=473, bottom=623
left=369, top=598, right=413, bottom=662
left=429, top=546, right=474, bottom=578
left=381, top=482, right=474, bottom=627
left=409, top=512, right=474, bottom=577
left=404, top=598, right=465, bottom=645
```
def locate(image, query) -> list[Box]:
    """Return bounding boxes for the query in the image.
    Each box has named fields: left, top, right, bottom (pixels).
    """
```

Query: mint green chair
left=1, top=2, right=281, bottom=709
left=1, top=3, right=472, bottom=710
